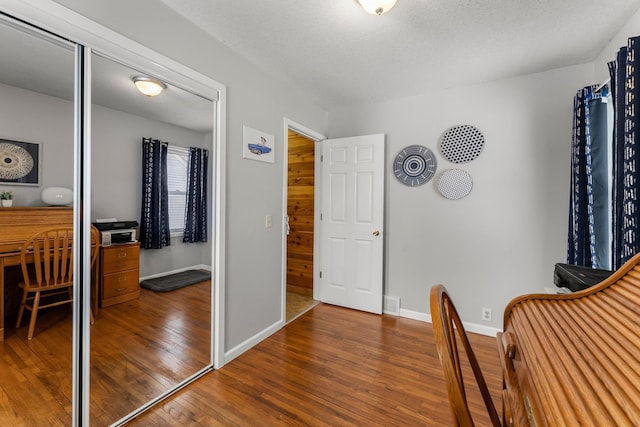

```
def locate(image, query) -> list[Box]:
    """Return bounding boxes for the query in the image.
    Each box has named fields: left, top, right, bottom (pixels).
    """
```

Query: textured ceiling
left=161, top=0, right=640, bottom=109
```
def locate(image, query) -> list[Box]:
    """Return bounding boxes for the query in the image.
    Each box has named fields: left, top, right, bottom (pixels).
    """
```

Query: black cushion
left=553, top=263, right=613, bottom=292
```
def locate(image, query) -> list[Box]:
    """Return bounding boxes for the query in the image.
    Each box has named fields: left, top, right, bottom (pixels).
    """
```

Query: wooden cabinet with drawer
left=100, top=242, right=140, bottom=307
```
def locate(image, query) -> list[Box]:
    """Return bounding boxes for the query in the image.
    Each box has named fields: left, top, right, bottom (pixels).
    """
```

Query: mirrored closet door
left=0, top=9, right=218, bottom=426
left=0, top=16, right=77, bottom=426
left=89, top=52, right=214, bottom=426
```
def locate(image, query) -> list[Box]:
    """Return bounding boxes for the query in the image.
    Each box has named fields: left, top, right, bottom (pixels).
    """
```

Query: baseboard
left=398, top=308, right=502, bottom=337
left=224, top=319, right=284, bottom=364
left=399, top=308, right=431, bottom=323
left=463, top=322, right=502, bottom=337
left=138, top=264, right=211, bottom=282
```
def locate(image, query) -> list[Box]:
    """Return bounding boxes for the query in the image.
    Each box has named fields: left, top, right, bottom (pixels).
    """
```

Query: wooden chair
left=16, top=227, right=99, bottom=340
left=430, top=284, right=502, bottom=427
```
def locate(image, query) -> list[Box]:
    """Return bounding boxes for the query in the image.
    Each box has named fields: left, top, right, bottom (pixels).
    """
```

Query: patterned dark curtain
left=609, top=36, right=640, bottom=269
left=609, top=47, right=627, bottom=270
left=183, top=147, right=208, bottom=243
left=140, top=137, right=171, bottom=249
left=568, top=85, right=610, bottom=268
left=568, top=87, right=593, bottom=267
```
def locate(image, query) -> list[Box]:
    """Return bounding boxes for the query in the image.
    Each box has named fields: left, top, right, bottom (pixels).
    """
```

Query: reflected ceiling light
left=132, top=76, right=166, bottom=97
left=357, top=0, right=398, bottom=15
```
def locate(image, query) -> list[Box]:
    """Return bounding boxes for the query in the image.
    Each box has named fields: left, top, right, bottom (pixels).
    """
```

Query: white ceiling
left=2, top=1, right=639, bottom=127
left=160, top=0, right=640, bottom=109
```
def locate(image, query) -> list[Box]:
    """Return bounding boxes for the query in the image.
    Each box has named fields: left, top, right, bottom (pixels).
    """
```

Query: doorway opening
left=285, top=129, right=320, bottom=322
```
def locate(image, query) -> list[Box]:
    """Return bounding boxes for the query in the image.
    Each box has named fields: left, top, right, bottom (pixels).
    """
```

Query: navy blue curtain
left=140, top=137, right=171, bottom=249
left=568, top=87, right=593, bottom=267
left=183, top=147, right=208, bottom=243
left=587, top=92, right=611, bottom=269
left=568, top=86, right=609, bottom=268
left=609, top=36, right=640, bottom=269
left=609, top=47, right=627, bottom=269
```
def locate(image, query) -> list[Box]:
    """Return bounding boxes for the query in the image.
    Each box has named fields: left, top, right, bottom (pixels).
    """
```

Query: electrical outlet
left=482, top=307, right=492, bottom=322
left=265, top=214, right=272, bottom=228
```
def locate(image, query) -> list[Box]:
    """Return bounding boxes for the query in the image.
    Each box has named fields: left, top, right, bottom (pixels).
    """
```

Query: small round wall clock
left=393, top=145, right=437, bottom=187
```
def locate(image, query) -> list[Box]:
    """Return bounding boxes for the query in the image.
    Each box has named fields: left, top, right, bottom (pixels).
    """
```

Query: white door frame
left=281, top=118, right=325, bottom=323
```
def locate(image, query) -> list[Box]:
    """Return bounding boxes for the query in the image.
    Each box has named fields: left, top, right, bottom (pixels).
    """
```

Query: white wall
left=0, top=82, right=74, bottom=205
left=594, top=8, right=640, bottom=82
left=50, top=0, right=329, bottom=352
left=328, top=63, right=594, bottom=328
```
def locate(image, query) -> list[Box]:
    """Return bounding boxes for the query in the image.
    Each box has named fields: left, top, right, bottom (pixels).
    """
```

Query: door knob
left=373, top=230, right=380, bottom=236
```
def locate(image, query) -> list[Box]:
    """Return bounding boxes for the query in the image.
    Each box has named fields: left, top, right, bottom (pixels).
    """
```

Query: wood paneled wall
left=287, top=130, right=315, bottom=296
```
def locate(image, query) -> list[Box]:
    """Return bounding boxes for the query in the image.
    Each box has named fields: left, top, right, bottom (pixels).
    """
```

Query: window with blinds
left=167, top=146, right=189, bottom=233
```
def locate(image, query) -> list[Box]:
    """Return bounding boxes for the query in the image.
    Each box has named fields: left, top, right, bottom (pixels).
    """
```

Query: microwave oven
left=100, top=228, right=137, bottom=246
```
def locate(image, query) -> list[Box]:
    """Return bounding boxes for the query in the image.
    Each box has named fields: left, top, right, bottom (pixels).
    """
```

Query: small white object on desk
left=41, top=187, right=73, bottom=206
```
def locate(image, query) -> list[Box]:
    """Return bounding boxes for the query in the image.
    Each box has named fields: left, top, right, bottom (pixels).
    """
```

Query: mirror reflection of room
left=0, top=15, right=215, bottom=424
left=0, top=19, right=76, bottom=425
left=89, top=53, right=214, bottom=425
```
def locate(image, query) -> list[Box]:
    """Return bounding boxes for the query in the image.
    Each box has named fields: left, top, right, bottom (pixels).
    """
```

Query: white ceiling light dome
left=133, top=76, right=167, bottom=97
left=357, top=0, right=398, bottom=15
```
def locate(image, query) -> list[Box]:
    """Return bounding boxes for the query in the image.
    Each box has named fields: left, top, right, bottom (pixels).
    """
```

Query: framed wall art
left=0, top=138, right=40, bottom=186
left=242, top=125, right=275, bottom=164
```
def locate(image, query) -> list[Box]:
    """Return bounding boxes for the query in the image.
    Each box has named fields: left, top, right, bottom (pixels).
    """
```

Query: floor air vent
left=383, top=295, right=400, bottom=316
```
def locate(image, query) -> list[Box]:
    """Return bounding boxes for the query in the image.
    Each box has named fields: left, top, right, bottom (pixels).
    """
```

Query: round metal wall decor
left=0, top=142, right=34, bottom=180
left=393, top=145, right=437, bottom=187
left=438, top=169, right=473, bottom=200
left=440, top=125, right=485, bottom=163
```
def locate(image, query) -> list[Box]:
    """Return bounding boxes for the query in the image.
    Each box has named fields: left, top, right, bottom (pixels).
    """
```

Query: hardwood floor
left=1, top=287, right=502, bottom=426
left=129, top=304, right=502, bottom=426
left=0, top=280, right=211, bottom=426
left=90, top=280, right=211, bottom=425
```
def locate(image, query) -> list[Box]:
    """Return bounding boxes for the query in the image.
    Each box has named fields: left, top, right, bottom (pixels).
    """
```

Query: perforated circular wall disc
left=0, top=142, right=34, bottom=180
left=440, top=125, right=484, bottom=163
left=438, top=169, right=473, bottom=200
left=393, top=145, right=437, bottom=187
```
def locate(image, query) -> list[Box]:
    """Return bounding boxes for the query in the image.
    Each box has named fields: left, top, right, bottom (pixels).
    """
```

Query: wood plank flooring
left=129, top=304, right=502, bottom=426
left=2, top=285, right=502, bottom=426
left=0, top=280, right=211, bottom=426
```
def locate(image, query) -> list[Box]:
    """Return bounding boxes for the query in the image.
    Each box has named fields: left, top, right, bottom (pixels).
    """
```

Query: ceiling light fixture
left=357, top=0, right=398, bottom=15
left=132, top=76, right=167, bottom=97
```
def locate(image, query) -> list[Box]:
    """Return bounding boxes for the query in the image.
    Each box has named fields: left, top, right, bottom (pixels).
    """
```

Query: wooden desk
left=498, top=254, right=640, bottom=426
left=0, top=207, right=73, bottom=341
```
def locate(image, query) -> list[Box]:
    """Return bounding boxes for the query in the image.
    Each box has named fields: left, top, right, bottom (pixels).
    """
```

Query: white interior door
left=320, top=134, right=385, bottom=314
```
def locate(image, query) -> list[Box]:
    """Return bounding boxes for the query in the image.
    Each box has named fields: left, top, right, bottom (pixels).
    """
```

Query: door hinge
left=321, top=154, right=323, bottom=162
left=320, top=213, right=323, bottom=220
left=319, top=271, right=322, bottom=279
